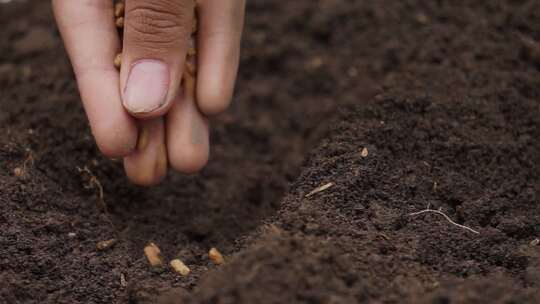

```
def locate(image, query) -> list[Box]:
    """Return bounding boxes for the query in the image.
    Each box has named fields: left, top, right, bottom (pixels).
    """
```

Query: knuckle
left=125, top=1, right=191, bottom=47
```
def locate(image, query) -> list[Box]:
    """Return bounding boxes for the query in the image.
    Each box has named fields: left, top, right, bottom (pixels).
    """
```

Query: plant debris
left=305, top=182, right=334, bottom=198
left=409, top=205, right=480, bottom=235
left=96, top=238, right=117, bottom=251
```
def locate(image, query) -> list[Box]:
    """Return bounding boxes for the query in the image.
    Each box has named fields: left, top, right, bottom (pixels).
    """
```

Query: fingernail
left=124, top=60, right=169, bottom=113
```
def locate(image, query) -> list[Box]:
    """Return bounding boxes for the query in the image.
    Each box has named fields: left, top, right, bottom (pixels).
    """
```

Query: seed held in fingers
left=208, top=247, right=224, bottom=265
left=114, top=53, right=122, bottom=69
left=144, top=242, right=164, bottom=267
left=115, top=17, right=124, bottom=28
left=137, top=124, right=150, bottom=150
left=114, top=1, right=125, bottom=18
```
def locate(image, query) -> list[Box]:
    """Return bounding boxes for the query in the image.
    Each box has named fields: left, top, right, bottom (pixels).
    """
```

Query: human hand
left=52, top=0, right=245, bottom=185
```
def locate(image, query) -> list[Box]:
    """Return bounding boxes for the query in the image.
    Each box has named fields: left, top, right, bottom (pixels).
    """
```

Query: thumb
left=120, top=0, right=195, bottom=118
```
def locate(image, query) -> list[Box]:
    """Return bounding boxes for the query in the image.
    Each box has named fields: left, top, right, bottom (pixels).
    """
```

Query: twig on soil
left=305, top=182, right=334, bottom=198
left=408, top=204, right=480, bottom=235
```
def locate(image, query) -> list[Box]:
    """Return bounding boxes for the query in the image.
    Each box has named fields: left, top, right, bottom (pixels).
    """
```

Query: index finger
left=53, top=0, right=137, bottom=157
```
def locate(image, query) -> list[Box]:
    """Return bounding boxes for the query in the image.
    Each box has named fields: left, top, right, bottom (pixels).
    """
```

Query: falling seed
left=114, top=53, right=122, bottom=69
left=361, top=147, right=369, bottom=157
left=208, top=248, right=224, bottom=265
left=170, top=259, right=191, bottom=276
left=144, top=242, right=164, bottom=267
left=305, top=182, right=334, bottom=198
left=531, top=238, right=540, bottom=246
left=97, top=238, right=117, bottom=251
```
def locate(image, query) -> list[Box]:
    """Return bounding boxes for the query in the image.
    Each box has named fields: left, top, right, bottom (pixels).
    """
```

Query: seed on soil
left=13, top=167, right=24, bottom=177
left=144, top=242, right=164, bottom=267
left=361, top=147, right=369, bottom=157
left=114, top=53, right=122, bottom=69
left=305, top=182, right=334, bottom=198
left=96, top=238, right=117, bottom=251
left=531, top=238, right=539, bottom=246
left=208, top=248, right=224, bottom=265
left=170, top=259, right=190, bottom=276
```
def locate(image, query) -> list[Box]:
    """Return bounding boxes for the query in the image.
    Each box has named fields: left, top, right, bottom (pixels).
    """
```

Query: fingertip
left=92, top=122, right=137, bottom=158
left=123, top=119, right=168, bottom=186
left=124, top=98, right=175, bottom=120
left=168, top=144, right=209, bottom=174
left=197, top=86, right=233, bottom=115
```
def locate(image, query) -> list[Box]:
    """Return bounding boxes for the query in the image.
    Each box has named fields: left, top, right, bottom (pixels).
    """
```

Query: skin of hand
left=52, top=0, right=246, bottom=185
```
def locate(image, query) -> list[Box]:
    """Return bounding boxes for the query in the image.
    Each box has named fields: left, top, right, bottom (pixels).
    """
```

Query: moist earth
left=1, top=1, right=539, bottom=304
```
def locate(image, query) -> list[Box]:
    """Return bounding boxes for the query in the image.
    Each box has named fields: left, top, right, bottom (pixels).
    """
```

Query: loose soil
left=1, top=1, right=539, bottom=303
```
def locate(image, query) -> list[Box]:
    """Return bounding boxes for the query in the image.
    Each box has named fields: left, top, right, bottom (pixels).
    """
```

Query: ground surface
left=1, top=1, right=539, bottom=303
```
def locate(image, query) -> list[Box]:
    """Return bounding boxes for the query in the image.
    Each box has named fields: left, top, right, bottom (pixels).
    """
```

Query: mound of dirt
left=1, top=1, right=539, bottom=303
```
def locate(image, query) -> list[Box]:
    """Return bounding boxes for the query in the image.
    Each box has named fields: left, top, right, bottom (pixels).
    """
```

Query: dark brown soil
left=1, top=1, right=539, bottom=303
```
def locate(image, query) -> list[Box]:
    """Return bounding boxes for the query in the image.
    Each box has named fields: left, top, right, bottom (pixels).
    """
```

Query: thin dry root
left=13, top=150, right=34, bottom=178
left=305, top=182, right=334, bottom=198
left=209, top=248, right=225, bottom=265
left=409, top=205, right=480, bottom=235
left=144, top=242, right=164, bottom=267
left=170, top=259, right=191, bottom=276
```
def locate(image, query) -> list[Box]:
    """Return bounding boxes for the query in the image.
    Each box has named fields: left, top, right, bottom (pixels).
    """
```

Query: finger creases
left=119, top=0, right=196, bottom=117
left=196, top=0, right=245, bottom=115
left=124, top=119, right=168, bottom=186
left=52, top=0, right=137, bottom=157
